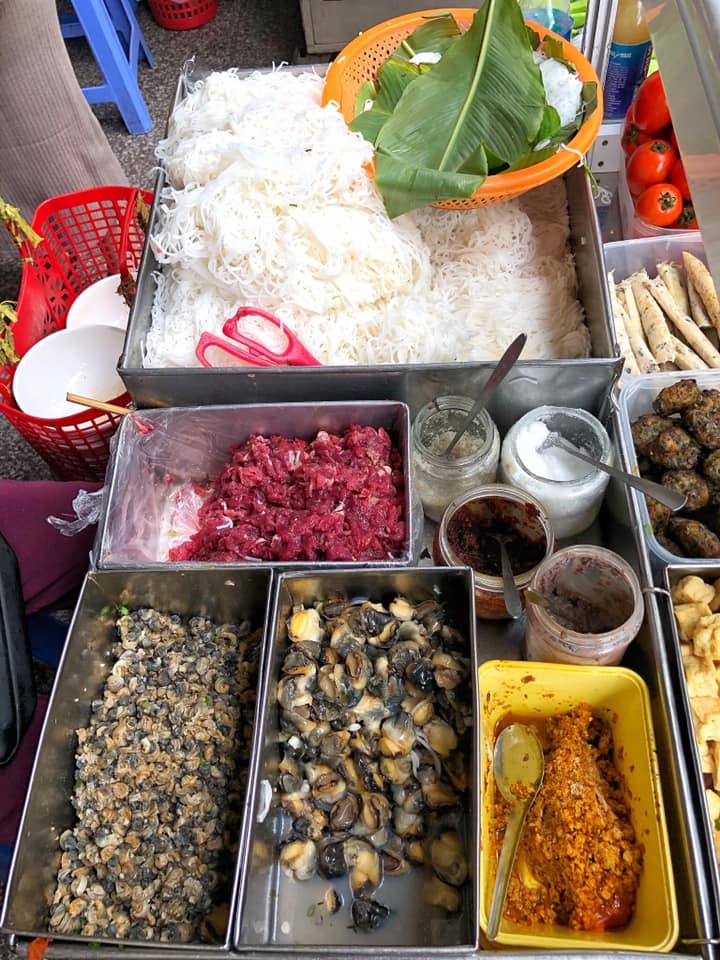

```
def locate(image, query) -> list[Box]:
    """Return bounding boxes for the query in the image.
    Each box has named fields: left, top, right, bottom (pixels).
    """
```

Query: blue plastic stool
left=60, top=0, right=154, bottom=134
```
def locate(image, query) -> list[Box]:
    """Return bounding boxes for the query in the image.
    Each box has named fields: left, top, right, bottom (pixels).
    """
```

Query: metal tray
left=661, top=564, right=720, bottom=945
left=0, top=567, right=274, bottom=953
left=235, top=566, right=479, bottom=953
left=92, top=401, right=419, bottom=570
left=118, top=69, right=619, bottom=412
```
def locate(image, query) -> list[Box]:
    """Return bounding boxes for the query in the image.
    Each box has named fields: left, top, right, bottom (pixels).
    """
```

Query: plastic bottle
left=518, top=0, right=573, bottom=40
left=603, top=0, right=652, bottom=121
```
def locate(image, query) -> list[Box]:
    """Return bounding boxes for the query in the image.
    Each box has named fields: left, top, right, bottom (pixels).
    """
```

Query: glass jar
left=433, top=483, right=555, bottom=619
left=412, top=396, right=500, bottom=523
left=525, top=544, right=644, bottom=665
left=499, top=405, right=612, bottom=539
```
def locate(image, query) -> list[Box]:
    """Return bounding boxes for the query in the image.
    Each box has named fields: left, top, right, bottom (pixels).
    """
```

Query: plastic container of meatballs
left=234, top=566, right=479, bottom=952
left=617, top=370, right=720, bottom=572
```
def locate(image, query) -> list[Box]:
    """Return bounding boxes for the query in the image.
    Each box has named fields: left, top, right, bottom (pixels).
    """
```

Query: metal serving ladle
left=486, top=722, right=545, bottom=941
left=542, top=431, right=687, bottom=512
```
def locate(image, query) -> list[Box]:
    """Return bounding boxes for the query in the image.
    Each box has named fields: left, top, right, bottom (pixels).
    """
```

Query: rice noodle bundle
left=146, top=67, right=589, bottom=368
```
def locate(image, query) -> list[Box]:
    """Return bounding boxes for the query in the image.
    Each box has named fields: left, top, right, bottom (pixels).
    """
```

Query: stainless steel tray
left=118, top=67, right=619, bottom=411
left=235, top=566, right=479, bottom=953
left=0, top=567, right=274, bottom=953
left=92, top=401, right=419, bottom=570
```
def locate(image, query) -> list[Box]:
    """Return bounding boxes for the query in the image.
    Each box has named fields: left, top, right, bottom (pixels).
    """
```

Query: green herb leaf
left=370, top=0, right=547, bottom=216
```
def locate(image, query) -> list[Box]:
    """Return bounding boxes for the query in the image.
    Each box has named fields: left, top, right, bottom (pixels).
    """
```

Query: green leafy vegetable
left=348, top=0, right=596, bottom=217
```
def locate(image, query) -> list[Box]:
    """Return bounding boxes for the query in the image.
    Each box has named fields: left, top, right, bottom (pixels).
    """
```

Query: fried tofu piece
left=674, top=601, right=713, bottom=642
left=692, top=614, right=720, bottom=658
left=672, top=574, right=717, bottom=605
left=684, top=654, right=720, bottom=698
left=695, top=732, right=713, bottom=774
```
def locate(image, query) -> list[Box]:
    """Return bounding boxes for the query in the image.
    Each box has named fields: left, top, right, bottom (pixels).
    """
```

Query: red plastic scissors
left=195, top=306, right=321, bottom=368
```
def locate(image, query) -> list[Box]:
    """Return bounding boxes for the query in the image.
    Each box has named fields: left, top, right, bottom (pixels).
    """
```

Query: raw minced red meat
left=169, top=424, right=407, bottom=562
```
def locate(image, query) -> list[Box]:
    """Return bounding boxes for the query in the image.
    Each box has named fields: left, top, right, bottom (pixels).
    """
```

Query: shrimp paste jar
left=499, top=405, right=612, bottom=539
left=525, top=544, right=644, bottom=665
left=412, top=396, right=500, bottom=523
left=433, top=484, right=555, bottom=619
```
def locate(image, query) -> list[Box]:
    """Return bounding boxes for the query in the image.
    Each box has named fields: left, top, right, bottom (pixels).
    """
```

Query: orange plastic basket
left=0, top=186, right=152, bottom=481
left=322, top=7, right=603, bottom=208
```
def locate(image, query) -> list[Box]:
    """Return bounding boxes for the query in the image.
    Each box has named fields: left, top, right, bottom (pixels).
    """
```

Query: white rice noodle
left=145, top=67, right=590, bottom=368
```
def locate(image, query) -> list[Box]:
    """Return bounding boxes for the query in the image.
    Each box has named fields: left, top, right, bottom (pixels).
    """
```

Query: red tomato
left=626, top=139, right=678, bottom=196
left=635, top=183, right=683, bottom=228
left=677, top=202, right=698, bottom=230
left=671, top=157, right=692, bottom=201
left=622, top=117, right=653, bottom=156
left=633, top=71, right=671, bottom=132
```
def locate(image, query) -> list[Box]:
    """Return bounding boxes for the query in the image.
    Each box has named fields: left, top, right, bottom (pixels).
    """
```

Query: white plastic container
left=499, top=405, right=611, bottom=538
left=616, top=369, right=720, bottom=567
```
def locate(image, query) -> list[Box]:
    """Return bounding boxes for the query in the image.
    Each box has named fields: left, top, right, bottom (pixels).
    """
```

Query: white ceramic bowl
left=13, top=325, right=126, bottom=420
left=65, top=274, right=130, bottom=331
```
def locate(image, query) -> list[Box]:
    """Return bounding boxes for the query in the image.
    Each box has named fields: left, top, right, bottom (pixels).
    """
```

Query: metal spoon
left=544, top=432, right=687, bottom=513
left=492, top=535, right=523, bottom=620
left=486, top=723, right=545, bottom=941
left=443, top=333, right=527, bottom=457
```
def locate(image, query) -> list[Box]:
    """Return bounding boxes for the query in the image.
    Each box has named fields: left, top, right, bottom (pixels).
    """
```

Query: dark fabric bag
left=0, top=532, right=35, bottom=765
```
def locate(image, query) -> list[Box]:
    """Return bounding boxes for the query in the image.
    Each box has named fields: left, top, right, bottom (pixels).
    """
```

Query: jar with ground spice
left=499, top=406, right=612, bottom=539
left=433, top=484, right=555, bottom=619
left=525, top=544, right=644, bottom=665
left=412, top=396, right=500, bottom=523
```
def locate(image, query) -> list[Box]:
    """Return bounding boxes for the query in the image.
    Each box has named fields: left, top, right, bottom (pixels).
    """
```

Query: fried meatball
left=707, top=480, right=720, bottom=507
left=703, top=450, right=720, bottom=486
left=653, top=379, right=702, bottom=416
left=666, top=517, right=720, bottom=558
left=681, top=408, right=720, bottom=450
left=648, top=426, right=702, bottom=470
left=660, top=470, right=710, bottom=512
left=654, top=530, right=685, bottom=558
left=631, top=414, right=676, bottom=457
left=646, top=496, right=672, bottom=533
left=687, top=388, right=720, bottom=417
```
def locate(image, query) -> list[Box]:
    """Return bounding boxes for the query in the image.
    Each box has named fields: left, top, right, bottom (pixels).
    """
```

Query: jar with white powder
left=499, top=406, right=611, bottom=538
left=412, top=396, right=500, bottom=522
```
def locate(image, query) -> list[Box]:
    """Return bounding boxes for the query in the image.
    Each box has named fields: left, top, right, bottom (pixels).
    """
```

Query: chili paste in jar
left=445, top=505, right=546, bottom=576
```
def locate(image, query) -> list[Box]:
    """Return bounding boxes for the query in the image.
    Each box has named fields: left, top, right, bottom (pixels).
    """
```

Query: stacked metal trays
left=3, top=71, right=720, bottom=960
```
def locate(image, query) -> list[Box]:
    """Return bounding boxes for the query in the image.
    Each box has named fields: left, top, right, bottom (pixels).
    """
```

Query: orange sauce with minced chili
left=492, top=704, right=642, bottom=931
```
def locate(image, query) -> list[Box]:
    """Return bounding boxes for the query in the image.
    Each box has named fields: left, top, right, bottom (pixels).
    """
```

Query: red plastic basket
left=0, top=186, right=152, bottom=482
left=147, top=0, right=218, bottom=30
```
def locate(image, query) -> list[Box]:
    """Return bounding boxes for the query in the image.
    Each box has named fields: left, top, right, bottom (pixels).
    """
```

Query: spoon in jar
left=443, top=333, right=527, bottom=457
left=486, top=722, right=545, bottom=941
left=542, top=431, right=687, bottom=512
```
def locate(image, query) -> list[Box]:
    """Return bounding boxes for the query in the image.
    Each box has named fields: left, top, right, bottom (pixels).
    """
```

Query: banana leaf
left=350, top=14, right=463, bottom=143
left=351, top=59, right=424, bottom=145
left=391, top=12, right=463, bottom=61
left=372, top=0, right=548, bottom=217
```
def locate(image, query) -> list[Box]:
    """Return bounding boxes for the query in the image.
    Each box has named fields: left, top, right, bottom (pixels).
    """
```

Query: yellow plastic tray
left=478, top=659, right=679, bottom=952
